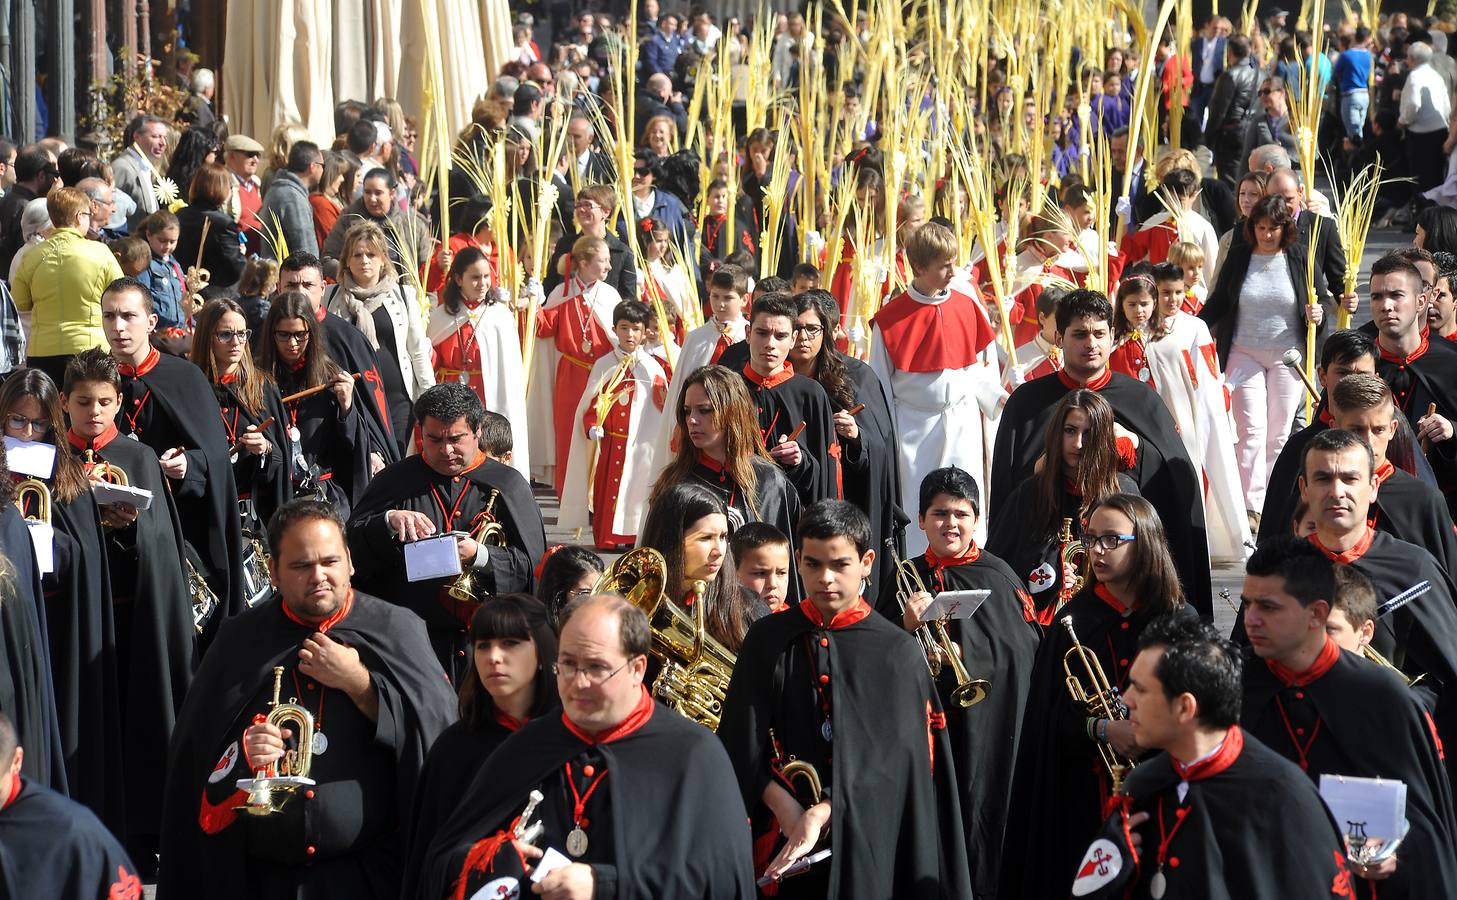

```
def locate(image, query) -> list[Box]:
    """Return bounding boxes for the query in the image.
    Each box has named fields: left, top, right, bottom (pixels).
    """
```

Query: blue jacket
left=641, top=31, right=683, bottom=77
left=139, top=253, right=187, bottom=329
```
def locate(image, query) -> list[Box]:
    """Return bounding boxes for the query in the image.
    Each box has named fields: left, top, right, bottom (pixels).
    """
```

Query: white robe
left=652, top=317, right=748, bottom=470
left=869, top=285, right=1005, bottom=556
left=1147, top=311, right=1252, bottom=561
left=559, top=349, right=667, bottom=538
left=426, top=300, right=531, bottom=480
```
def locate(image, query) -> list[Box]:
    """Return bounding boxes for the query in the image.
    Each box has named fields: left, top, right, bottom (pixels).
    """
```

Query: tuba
left=1058, top=518, right=1088, bottom=608
left=13, top=478, right=50, bottom=526
left=236, top=666, right=316, bottom=816
left=1062, top=615, right=1136, bottom=793
left=593, top=547, right=736, bottom=730
left=885, top=539, right=989, bottom=708
left=446, top=489, right=508, bottom=606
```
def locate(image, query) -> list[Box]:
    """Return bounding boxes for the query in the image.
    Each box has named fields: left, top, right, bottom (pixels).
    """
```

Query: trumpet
left=446, top=489, right=508, bottom=606
left=1058, top=518, right=1087, bottom=608
left=237, top=666, right=317, bottom=816
left=885, top=539, right=989, bottom=708
left=13, top=478, right=49, bottom=526
left=1062, top=615, right=1135, bottom=793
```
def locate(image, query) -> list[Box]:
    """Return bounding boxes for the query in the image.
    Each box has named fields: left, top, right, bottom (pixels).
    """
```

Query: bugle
left=236, top=666, right=317, bottom=816
left=446, top=489, right=508, bottom=606
left=13, top=478, right=49, bottom=526
left=885, top=539, right=989, bottom=708
left=1061, top=615, right=1136, bottom=792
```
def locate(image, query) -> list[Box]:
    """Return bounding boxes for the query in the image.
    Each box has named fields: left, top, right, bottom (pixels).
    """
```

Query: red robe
left=1108, top=332, right=1157, bottom=390
left=537, top=281, right=616, bottom=497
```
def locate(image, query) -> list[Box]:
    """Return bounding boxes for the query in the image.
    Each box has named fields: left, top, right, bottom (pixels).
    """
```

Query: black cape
left=0, top=504, right=63, bottom=792
left=738, top=364, right=840, bottom=506
left=118, top=352, right=246, bottom=637
left=686, top=455, right=804, bottom=603
left=274, top=367, right=372, bottom=519
left=1243, top=645, right=1457, bottom=899
left=70, top=433, right=196, bottom=846
left=321, top=310, right=401, bottom=466
left=990, top=371, right=1212, bottom=615
left=348, top=455, right=545, bottom=680
left=155, top=591, right=456, bottom=900
left=0, top=778, right=140, bottom=899
left=1076, top=730, right=1353, bottom=899
left=986, top=471, right=1140, bottom=622
left=214, top=381, right=292, bottom=530
left=718, top=603, right=974, bottom=899
left=1000, top=590, right=1197, bottom=898
left=1376, top=337, right=1457, bottom=512
left=407, top=697, right=756, bottom=900
left=912, top=551, right=1040, bottom=899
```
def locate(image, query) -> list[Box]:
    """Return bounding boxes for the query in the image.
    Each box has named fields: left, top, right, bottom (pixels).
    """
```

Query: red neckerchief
left=281, top=587, right=355, bottom=633
left=799, top=597, right=872, bottom=629
left=1307, top=527, right=1376, bottom=565
left=1057, top=367, right=1113, bottom=391
left=219, top=371, right=240, bottom=385
left=314, top=303, right=327, bottom=323
left=1265, top=635, right=1340, bottom=687
left=924, top=545, right=980, bottom=593
left=1375, top=460, right=1395, bottom=485
left=65, top=424, right=120, bottom=452
left=561, top=685, right=655, bottom=744
left=1169, top=725, right=1245, bottom=782
left=1, top=776, right=19, bottom=811
left=743, top=361, right=795, bottom=390
left=1378, top=331, right=1429, bottom=366
left=1318, top=408, right=1333, bottom=427
left=1444, top=327, right=1457, bottom=342
left=286, top=355, right=308, bottom=373
left=118, top=347, right=161, bottom=378
left=494, top=711, right=528, bottom=732
left=1094, top=583, right=1130, bottom=616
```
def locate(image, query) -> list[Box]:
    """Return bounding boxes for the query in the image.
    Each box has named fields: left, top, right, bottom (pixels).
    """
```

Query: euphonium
left=592, top=547, right=736, bottom=730
left=13, top=478, right=50, bottom=526
left=237, top=666, right=317, bottom=816
left=1058, top=518, right=1088, bottom=608
left=446, top=489, right=508, bottom=606
left=1061, top=615, right=1136, bottom=793
left=885, top=539, right=989, bottom=708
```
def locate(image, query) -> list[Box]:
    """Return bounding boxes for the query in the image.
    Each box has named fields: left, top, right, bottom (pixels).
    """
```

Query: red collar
left=924, top=545, right=981, bottom=570
left=743, top=361, right=795, bottom=390
left=1264, top=635, right=1341, bottom=687
left=286, top=355, right=308, bottom=373
left=118, top=347, right=161, bottom=378
left=1443, top=327, right=1457, bottom=342
left=1375, top=459, right=1395, bottom=484
left=799, top=597, right=873, bottom=629
left=1318, top=408, right=1333, bottom=427
left=1170, top=725, right=1244, bottom=782
left=1057, top=367, right=1113, bottom=391
left=314, top=303, right=327, bottom=323
left=1095, top=583, right=1131, bottom=616
left=220, top=371, right=240, bottom=385
left=1, top=776, right=18, bottom=811
left=561, top=685, right=655, bottom=744
left=696, top=451, right=725, bottom=474
left=66, top=424, right=120, bottom=452
left=1307, top=527, right=1376, bottom=565
left=1378, top=331, right=1429, bottom=366
left=281, top=588, right=355, bottom=633
left=494, top=711, right=529, bottom=732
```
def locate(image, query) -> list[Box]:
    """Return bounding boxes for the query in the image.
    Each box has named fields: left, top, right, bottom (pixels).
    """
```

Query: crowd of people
left=5, top=3, right=1457, bottom=899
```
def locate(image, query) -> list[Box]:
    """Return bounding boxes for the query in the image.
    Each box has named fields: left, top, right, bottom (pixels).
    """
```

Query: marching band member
left=535, top=545, right=605, bottom=624
left=732, top=523, right=792, bottom=613
left=900, top=466, right=1040, bottom=898
left=409, top=595, right=755, bottom=900
left=427, top=245, right=532, bottom=481
left=655, top=263, right=750, bottom=459
left=1072, top=616, right=1354, bottom=899
left=719, top=500, right=973, bottom=899
left=1001, top=494, right=1193, bottom=898
left=156, top=500, right=456, bottom=898
left=104, top=277, right=248, bottom=633
left=348, top=383, right=545, bottom=683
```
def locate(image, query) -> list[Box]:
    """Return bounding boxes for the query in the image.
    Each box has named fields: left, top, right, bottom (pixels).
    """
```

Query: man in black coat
left=0, top=146, right=56, bottom=273
left=1205, top=35, right=1261, bottom=184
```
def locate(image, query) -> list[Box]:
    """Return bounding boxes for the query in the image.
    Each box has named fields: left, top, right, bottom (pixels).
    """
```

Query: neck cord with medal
left=289, top=666, right=332, bottom=755
left=430, top=465, right=479, bottom=530
left=564, top=761, right=609, bottom=856
left=1148, top=797, right=1189, bottom=899
left=574, top=278, right=596, bottom=357
left=803, top=633, right=835, bottom=743
left=452, top=302, right=484, bottom=384
left=1147, top=726, right=1243, bottom=898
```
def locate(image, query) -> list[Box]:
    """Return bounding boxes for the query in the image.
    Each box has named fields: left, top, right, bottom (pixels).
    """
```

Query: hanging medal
left=1150, top=798, right=1189, bottom=900
left=564, top=761, right=609, bottom=858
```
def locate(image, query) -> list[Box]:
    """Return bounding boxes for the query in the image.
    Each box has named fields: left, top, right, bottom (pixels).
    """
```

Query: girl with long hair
left=636, top=481, right=764, bottom=652
left=255, top=292, right=371, bottom=516
left=985, top=389, right=1139, bottom=624
left=426, top=244, right=531, bottom=480
left=191, top=299, right=291, bottom=528
left=535, top=544, right=605, bottom=624
left=406, top=594, right=560, bottom=875
left=1001, top=492, right=1191, bottom=899
left=1107, top=270, right=1159, bottom=389
left=650, top=365, right=802, bottom=579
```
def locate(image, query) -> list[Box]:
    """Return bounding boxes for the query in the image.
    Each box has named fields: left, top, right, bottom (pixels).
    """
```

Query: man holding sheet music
left=1240, top=537, right=1457, bottom=896
left=346, top=382, right=544, bottom=683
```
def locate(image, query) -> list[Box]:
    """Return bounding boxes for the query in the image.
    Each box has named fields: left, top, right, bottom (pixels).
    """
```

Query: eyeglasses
left=574, top=201, right=602, bottom=211
left=560, top=587, right=595, bottom=604
left=633, top=167, right=651, bottom=176
left=274, top=330, right=310, bottom=344
left=1259, top=88, right=1280, bottom=95
left=1085, top=533, right=1137, bottom=552
left=6, top=413, right=51, bottom=435
left=214, top=329, right=251, bottom=343
left=792, top=324, right=824, bottom=337
left=553, top=658, right=634, bottom=685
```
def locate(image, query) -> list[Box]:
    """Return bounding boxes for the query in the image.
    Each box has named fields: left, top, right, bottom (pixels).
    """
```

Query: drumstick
left=847, top=402, right=866, bottom=416
left=280, top=373, right=362, bottom=405
left=1279, top=348, right=1320, bottom=402
left=1422, top=402, right=1438, bottom=454
left=230, top=416, right=277, bottom=454
left=787, top=421, right=807, bottom=441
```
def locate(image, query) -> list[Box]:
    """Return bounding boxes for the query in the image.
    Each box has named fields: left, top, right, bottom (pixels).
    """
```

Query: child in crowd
left=731, top=522, right=792, bottom=612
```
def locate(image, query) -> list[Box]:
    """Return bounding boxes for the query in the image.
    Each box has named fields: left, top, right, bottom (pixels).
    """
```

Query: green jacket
left=13, top=227, right=125, bottom=357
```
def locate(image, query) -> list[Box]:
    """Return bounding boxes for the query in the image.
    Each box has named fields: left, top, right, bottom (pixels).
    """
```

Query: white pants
left=1226, top=343, right=1305, bottom=513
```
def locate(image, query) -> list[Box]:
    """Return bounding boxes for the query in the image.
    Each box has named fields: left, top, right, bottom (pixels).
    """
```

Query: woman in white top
left=325, top=220, right=434, bottom=449
left=1199, top=194, right=1325, bottom=528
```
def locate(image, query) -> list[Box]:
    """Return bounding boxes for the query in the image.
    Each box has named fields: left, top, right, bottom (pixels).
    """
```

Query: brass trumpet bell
left=14, top=478, right=50, bottom=526
left=446, top=489, right=507, bottom=606
left=237, top=667, right=317, bottom=816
